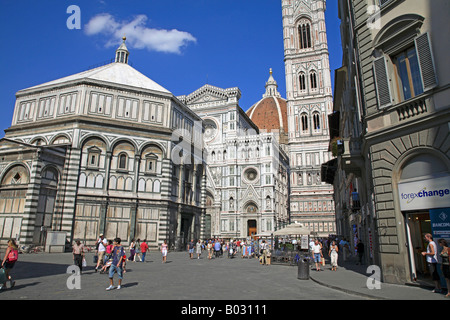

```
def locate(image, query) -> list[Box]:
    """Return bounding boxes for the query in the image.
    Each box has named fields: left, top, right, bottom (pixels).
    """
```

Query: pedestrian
left=421, top=233, right=442, bottom=293
left=437, top=238, right=450, bottom=298
left=329, top=240, right=339, bottom=271
left=207, top=240, right=213, bottom=260
left=72, top=240, right=85, bottom=274
left=356, top=240, right=364, bottom=265
left=196, top=240, right=202, bottom=259
left=214, top=239, right=221, bottom=258
left=95, top=234, right=107, bottom=272
left=161, top=240, right=168, bottom=263
left=134, top=239, right=142, bottom=262
left=260, top=240, right=269, bottom=265
left=0, top=239, right=18, bottom=290
left=106, top=237, right=125, bottom=291
left=128, top=238, right=136, bottom=262
left=188, top=239, right=195, bottom=259
left=312, top=239, right=323, bottom=271
left=140, top=239, right=149, bottom=262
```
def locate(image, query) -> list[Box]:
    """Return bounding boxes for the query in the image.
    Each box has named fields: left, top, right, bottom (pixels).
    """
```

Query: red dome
left=246, top=69, right=288, bottom=143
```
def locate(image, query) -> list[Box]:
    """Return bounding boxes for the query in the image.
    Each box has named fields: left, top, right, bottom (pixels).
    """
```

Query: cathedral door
left=248, top=220, right=257, bottom=239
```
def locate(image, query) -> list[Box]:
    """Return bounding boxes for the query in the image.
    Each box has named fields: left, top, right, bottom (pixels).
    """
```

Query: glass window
left=393, top=47, right=424, bottom=101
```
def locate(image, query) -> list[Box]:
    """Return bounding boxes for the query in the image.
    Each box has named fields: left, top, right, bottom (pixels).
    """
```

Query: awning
left=273, top=224, right=311, bottom=236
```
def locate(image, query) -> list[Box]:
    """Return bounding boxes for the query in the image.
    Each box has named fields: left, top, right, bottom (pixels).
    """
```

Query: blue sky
left=0, top=0, right=342, bottom=138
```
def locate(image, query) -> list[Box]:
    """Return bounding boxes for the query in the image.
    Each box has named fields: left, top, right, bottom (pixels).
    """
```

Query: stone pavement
left=0, top=250, right=447, bottom=301
left=0, top=250, right=365, bottom=301
left=308, top=255, right=449, bottom=300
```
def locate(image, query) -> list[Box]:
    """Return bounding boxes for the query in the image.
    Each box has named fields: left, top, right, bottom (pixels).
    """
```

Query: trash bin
left=297, top=257, right=310, bottom=280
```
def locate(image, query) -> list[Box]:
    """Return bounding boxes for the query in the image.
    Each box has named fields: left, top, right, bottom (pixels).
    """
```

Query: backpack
left=8, top=249, right=18, bottom=262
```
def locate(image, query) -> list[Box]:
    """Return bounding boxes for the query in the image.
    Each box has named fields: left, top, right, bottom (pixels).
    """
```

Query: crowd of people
left=306, top=236, right=364, bottom=272
left=0, top=232, right=448, bottom=297
left=70, top=236, right=271, bottom=291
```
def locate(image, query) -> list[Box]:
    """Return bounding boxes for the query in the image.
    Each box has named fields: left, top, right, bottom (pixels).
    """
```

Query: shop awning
left=273, top=224, right=311, bottom=236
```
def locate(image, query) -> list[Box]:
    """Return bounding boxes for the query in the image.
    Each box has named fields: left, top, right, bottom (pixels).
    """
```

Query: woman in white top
left=329, top=241, right=339, bottom=271
left=421, top=233, right=442, bottom=293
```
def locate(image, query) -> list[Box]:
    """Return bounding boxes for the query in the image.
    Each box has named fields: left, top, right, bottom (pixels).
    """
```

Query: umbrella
left=272, top=224, right=311, bottom=236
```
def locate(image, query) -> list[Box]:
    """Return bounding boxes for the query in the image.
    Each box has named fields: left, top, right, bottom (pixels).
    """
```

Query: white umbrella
left=273, top=224, right=311, bottom=236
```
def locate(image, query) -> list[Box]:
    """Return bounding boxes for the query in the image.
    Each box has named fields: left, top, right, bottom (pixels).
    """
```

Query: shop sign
left=398, top=175, right=450, bottom=211
left=430, top=208, right=450, bottom=241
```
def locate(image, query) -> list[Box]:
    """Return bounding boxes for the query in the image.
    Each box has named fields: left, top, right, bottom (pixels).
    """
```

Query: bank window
left=393, top=47, right=423, bottom=101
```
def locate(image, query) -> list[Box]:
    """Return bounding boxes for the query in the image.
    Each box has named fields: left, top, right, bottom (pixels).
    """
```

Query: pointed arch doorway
left=247, top=220, right=257, bottom=239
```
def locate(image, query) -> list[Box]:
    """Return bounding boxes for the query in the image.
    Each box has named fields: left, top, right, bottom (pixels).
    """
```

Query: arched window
left=118, top=153, right=128, bottom=170
left=313, top=112, right=321, bottom=131
left=301, top=113, right=309, bottom=133
left=310, top=71, right=318, bottom=89
left=298, top=23, right=312, bottom=49
left=299, top=73, right=306, bottom=91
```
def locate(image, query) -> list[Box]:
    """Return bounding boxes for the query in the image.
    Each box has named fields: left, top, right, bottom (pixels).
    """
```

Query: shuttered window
left=373, top=32, right=437, bottom=108
left=415, top=33, right=438, bottom=91
left=373, top=56, right=392, bottom=108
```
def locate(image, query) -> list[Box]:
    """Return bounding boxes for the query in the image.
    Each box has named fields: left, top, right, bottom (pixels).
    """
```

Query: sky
left=0, top=0, right=342, bottom=138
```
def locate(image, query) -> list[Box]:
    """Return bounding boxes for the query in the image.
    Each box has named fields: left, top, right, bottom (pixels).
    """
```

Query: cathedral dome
left=246, top=69, right=288, bottom=143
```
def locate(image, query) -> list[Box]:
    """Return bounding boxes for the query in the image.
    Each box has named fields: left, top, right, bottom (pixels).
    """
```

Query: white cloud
left=85, top=13, right=197, bottom=54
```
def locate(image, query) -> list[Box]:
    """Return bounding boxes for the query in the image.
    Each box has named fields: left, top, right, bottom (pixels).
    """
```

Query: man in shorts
left=106, top=238, right=125, bottom=291
left=311, top=239, right=323, bottom=271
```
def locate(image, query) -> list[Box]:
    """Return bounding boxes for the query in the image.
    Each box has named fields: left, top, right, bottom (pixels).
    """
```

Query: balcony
left=339, top=137, right=364, bottom=176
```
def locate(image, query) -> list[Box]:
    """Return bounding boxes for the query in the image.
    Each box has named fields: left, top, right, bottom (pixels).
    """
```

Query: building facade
left=0, top=40, right=205, bottom=250
left=281, top=0, right=336, bottom=237
left=327, top=0, right=450, bottom=285
left=179, top=71, right=290, bottom=239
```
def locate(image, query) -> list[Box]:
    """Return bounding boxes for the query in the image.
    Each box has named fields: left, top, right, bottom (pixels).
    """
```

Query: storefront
left=397, top=153, right=450, bottom=286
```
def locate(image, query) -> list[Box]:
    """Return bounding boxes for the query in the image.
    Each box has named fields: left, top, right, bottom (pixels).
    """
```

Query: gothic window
left=298, top=22, right=312, bottom=49
left=299, top=73, right=306, bottom=91
left=301, top=113, right=309, bottom=133
left=313, top=112, right=321, bottom=131
left=310, top=71, right=318, bottom=89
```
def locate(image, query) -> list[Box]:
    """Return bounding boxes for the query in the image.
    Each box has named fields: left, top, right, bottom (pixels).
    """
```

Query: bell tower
left=281, top=0, right=336, bottom=235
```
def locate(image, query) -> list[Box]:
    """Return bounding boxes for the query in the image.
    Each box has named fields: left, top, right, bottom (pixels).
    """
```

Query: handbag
left=82, top=257, right=87, bottom=267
